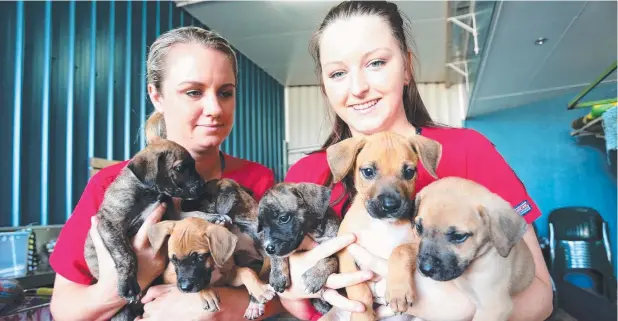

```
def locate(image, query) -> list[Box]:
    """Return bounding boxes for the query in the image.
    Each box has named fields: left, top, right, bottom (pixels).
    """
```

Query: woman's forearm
left=50, top=275, right=126, bottom=321
left=508, top=276, right=553, bottom=321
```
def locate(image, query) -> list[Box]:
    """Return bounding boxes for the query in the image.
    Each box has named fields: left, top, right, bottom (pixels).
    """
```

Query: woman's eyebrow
left=177, top=81, right=236, bottom=88
left=322, top=47, right=392, bottom=67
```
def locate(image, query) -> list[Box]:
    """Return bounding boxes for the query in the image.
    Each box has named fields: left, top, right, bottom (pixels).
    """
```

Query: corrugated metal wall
left=0, top=0, right=285, bottom=227
left=285, top=83, right=467, bottom=167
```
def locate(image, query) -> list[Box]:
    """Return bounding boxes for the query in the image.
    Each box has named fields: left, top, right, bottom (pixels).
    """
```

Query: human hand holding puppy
left=88, top=202, right=168, bottom=302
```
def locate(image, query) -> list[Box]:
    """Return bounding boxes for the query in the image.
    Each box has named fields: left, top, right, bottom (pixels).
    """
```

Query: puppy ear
left=292, top=183, right=332, bottom=217
left=326, top=137, right=366, bottom=183
left=214, top=179, right=239, bottom=216
left=407, top=135, right=442, bottom=179
left=148, top=220, right=176, bottom=254
left=205, top=223, right=239, bottom=268
left=479, top=193, right=528, bottom=258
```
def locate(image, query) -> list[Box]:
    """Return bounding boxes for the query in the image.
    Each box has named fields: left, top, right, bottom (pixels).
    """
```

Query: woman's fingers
left=133, top=202, right=167, bottom=249
left=322, top=289, right=365, bottom=313
left=305, top=233, right=356, bottom=263
left=347, top=243, right=388, bottom=277
left=89, top=217, right=112, bottom=261
left=141, top=284, right=174, bottom=304
left=325, top=271, right=374, bottom=290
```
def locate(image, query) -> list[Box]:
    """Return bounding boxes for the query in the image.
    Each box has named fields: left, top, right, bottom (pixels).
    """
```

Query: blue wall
left=465, top=83, right=618, bottom=272
left=0, top=0, right=285, bottom=227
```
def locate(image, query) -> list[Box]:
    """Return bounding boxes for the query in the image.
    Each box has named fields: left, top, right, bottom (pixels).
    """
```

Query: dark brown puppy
left=83, top=139, right=206, bottom=309
left=148, top=216, right=275, bottom=320
left=257, top=182, right=341, bottom=314
left=325, top=131, right=441, bottom=321
left=178, top=178, right=274, bottom=319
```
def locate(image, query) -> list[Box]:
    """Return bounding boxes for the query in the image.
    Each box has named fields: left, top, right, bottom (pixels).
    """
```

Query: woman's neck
left=192, top=148, right=222, bottom=181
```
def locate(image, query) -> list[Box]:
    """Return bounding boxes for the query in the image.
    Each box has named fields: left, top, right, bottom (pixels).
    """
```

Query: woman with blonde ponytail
left=49, top=26, right=284, bottom=321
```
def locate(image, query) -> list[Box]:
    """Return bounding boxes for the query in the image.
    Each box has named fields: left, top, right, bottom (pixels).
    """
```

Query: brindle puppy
left=83, top=139, right=206, bottom=320
left=257, top=182, right=341, bottom=314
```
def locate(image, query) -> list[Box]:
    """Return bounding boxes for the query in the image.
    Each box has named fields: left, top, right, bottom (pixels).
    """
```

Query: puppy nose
left=378, top=194, right=401, bottom=213
left=265, top=244, right=275, bottom=255
left=419, top=257, right=438, bottom=277
left=178, top=278, right=194, bottom=292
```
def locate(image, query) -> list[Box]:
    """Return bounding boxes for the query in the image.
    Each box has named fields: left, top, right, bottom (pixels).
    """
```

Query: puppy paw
left=199, top=288, right=221, bottom=312
left=385, top=279, right=416, bottom=314
left=118, top=276, right=141, bottom=303
left=243, top=301, right=265, bottom=320
left=301, top=266, right=329, bottom=294
left=214, top=214, right=233, bottom=227
left=253, top=284, right=276, bottom=303
left=269, top=274, right=290, bottom=293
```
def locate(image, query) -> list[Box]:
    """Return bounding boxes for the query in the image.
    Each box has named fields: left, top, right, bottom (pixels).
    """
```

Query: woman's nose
left=349, top=70, right=369, bottom=96
left=201, top=92, right=223, bottom=117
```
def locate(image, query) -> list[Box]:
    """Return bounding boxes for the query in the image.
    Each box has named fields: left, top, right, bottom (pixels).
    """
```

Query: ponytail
left=144, top=111, right=166, bottom=145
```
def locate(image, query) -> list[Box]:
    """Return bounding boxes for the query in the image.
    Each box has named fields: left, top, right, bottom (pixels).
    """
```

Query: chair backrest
left=89, top=157, right=121, bottom=178
left=548, top=206, right=616, bottom=302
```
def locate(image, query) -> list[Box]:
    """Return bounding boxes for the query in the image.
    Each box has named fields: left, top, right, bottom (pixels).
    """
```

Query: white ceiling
left=468, top=0, right=617, bottom=117
left=178, top=0, right=617, bottom=118
left=178, top=0, right=450, bottom=86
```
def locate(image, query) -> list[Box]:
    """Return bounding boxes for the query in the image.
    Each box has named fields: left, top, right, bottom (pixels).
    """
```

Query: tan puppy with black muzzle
left=148, top=216, right=276, bottom=320
left=325, top=131, right=442, bottom=321
left=412, top=176, right=535, bottom=321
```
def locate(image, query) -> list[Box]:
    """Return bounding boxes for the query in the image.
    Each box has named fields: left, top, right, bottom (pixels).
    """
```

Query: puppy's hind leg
left=244, top=295, right=266, bottom=320
left=386, top=242, right=418, bottom=314
left=229, top=266, right=276, bottom=304
left=97, top=217, right=141, bottom=303
left=302, top=256, right=338, bottom=294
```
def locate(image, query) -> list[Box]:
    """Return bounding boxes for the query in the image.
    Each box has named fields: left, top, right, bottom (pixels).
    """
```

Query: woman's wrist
left=89, top=281, right=127, bottom=311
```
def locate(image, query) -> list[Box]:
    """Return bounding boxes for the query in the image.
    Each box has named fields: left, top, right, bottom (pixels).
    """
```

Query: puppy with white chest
left=148, top=216, right=276, bottom=320
left=325, top=131, right=442, bottom=321
left=412, top=176, right=535, bottom=321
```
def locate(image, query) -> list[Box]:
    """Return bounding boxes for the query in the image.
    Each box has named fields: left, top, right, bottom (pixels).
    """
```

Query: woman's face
left=149, top=43, right=236, bottom=154
left=319, top=15, right=410, bottom=136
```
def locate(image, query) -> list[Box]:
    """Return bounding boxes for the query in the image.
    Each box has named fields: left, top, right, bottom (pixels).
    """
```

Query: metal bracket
left=446, top=60, right=470, bottom=93
left=447, top=12, right=480, bottom=55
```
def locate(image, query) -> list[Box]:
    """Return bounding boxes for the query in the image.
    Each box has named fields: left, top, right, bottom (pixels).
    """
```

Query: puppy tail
left=144, top=110, right=166, bottom=145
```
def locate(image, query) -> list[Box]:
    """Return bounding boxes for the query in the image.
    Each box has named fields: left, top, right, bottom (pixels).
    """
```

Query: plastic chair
left=548, top=206, right=616, bottom=302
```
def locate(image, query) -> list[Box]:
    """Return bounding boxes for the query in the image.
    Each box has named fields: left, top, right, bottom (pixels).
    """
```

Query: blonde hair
left=143, top=26, right=238, bottom=145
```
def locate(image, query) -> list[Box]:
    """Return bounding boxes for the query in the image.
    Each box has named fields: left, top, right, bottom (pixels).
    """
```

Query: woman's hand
left=278, top=234, right=375, bottom=313
left=136, top=285, right=283, bottom=321
left=89, top=202, right=169, bottom=299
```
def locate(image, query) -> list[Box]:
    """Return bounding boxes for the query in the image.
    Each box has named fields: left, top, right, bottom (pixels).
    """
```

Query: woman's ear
left=148, top=83, right=165, bottom=113
left=404, top=49, right=414, bottom=85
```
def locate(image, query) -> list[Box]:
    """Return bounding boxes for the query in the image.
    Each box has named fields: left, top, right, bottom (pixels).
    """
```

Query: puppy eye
left=198, top=253, right=208, bottom=261
left=415, top=222, right=423, bottom=235
left=402, top=166, right=416, bottom=180
left=278, top=214, right=291, bottom=224
left=448, top=233, right=470, bottom=244
left=171, top=254, right=178, bottom=263
left=360, top=167, right=376, bottom=179
left=174, top=163, right=184, bottom=172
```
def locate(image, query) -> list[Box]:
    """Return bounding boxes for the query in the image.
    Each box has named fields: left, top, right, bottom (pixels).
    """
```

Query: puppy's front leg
left=386, top=242, right=418, bottom=313
left=302, top=256, right=338, bottom=294
left=339, top=248, right=375, bottom=321
left=97, top=216, right=141, bottom=303
left=269, top=256, right=291, bottom=293
left=229, top=266, right=276, bottom=303
left=199, top=286, right=221, bottom=312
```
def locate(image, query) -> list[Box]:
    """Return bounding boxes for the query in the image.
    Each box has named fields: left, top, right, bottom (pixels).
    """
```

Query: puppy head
left=148, top=217, right=238, bottom=293
left=257, top=182, right=332, bottom=257
left=127, top=139, right=206, bottom=200
left=326, top=132, right=441, bottom=221
left=182, top=178, right=257, bottom=217
left=413, top=177, right=528, bottom=281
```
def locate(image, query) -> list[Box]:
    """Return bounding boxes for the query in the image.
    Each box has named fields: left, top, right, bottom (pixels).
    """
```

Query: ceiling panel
left=527, top=1, right=617, bottom=90
left=474, top=1, right=589, bottom=99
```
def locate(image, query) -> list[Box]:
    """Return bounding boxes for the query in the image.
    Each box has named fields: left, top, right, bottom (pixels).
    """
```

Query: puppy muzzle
left=366, top=193, right=412, bottom=220
left=417, top=251, right=465, bottom=281
left=177, top=271, right=211, bottom=293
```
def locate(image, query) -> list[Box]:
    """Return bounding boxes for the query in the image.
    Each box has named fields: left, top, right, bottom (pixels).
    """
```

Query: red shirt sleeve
left=464, top=130, right=542, bottom=224
left=49, top=176, right=107, bottom=285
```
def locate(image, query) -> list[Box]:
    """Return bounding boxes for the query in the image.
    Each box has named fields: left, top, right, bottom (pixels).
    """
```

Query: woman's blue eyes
left=185, top=90, right=234, bottom=98
left=328, top=59, right=386, bottom=79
